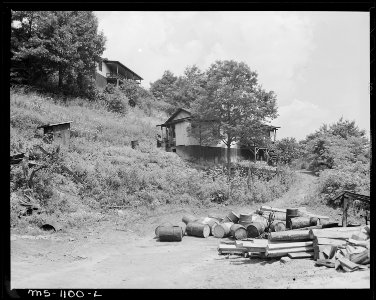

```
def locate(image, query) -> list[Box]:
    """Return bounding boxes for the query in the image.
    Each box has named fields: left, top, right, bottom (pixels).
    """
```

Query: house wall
left=175, top=121, right=198, bottom=146
left=95, top=73, right=107, bottom=89
left=175, top=145, right=253, bottom=165
left=96, top=61, right=111, bottom=78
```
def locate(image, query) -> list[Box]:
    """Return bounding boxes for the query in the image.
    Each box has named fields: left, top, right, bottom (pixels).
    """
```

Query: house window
left=98, top=61, right=102, bottom=72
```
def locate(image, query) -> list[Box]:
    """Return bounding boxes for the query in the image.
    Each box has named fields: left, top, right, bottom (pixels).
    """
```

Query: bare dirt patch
left=11, top=171, right=370, bottom=289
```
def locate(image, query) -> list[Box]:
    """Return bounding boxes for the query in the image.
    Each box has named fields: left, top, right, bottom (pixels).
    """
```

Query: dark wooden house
left=95, top=58, right=143, bottom=89
left=156, top=108, right=280, bottom=165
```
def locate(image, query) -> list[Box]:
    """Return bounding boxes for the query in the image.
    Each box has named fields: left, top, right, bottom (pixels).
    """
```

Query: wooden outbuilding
left=37, top=121, right=72, bottom=146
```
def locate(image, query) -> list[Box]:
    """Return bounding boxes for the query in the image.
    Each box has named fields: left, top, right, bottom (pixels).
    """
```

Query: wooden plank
left=288, top=252, right=314, bottom=259
left=266, top=246, right=314, bottom=258
left=315, top=259, right=335, bottom=268
left=238, top=239, right=269, bottom=248
left=218, top=244, right=246, bottom=251
left=314, top=237, right=347, bottom=247
left=267, top=241, right=313, bottom=250
left=218, top=250, right=245, bottom=255
left=347, top=239, right=370, bottom=248
left=338, top=257, right=359, bottom=271
left=349, top=249, right=370, bottom=265
left=322, top=245, right=337, bottom=259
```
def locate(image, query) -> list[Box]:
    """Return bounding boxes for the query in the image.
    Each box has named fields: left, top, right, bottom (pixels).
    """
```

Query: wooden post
left=342, top=196, right=349, bottom=227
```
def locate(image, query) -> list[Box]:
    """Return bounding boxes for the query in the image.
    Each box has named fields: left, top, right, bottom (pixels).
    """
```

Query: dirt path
left=11, top=171, right=370, bottom=289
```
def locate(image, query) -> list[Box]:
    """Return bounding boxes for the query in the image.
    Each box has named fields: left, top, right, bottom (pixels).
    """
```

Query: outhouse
left=37, top=121, right=73, bottom=146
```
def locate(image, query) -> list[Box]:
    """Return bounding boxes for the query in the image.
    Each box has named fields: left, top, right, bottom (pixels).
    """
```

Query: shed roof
left=156, top=108, right=192, bottom=127
left=103, top=59, right=143, bottom=80
left=37, top=121, right=73, bottom=129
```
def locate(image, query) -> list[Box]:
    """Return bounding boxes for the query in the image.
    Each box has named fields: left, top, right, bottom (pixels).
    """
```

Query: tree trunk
left=227, top=143, right=231, bottom=181
left=58, top=64, right=63, bottom=89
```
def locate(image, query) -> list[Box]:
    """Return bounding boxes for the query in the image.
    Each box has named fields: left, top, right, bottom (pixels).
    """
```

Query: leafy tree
left=11, top=11, right=106, bottom=96
left=273, top=137, right=301, bottom=165
left=149, top=70, right=177, bottom=102
left=301, top=117, right=369, bottom=172
left=189, top=60, right=278, bottom=171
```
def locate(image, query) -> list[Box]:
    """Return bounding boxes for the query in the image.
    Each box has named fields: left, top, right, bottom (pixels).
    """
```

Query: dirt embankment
left=10, top=171, right=370, bottom=289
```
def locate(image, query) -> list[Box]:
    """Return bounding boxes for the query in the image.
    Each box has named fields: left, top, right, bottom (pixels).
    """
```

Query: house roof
left=102, top=59, right=143, bottom=80
left=156, top=108, right=281, bottom=129
left=37, top=121, right=73, bottom=129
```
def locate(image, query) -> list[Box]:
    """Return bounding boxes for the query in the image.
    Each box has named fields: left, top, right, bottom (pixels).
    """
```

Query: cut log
left=269, top=221, right=286, bottom=232
left=289, top=217, right=312, bottom=229
left=267, top=241, right=313, bottom=250
left=248, top=252, right=266, bottom=258
left=269, top=230, right=311, bottom=242
left=288, top=252, right=314, bottom=259
left=309, top=227, right=362, bottom=240
left=260, top=205, right=286, bottom=213
left=266, top=246, right=314, bottom=258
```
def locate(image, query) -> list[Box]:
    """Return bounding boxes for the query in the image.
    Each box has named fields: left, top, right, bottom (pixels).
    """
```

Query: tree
left=273, top=137, right=301, bottom=165
left=11, top=11, right=106, bottom=96
left=301, top=117, right=370, bottom=172
left=189, top=60, right=278, bottom=171
left=149, top=70, right=177, bottom=102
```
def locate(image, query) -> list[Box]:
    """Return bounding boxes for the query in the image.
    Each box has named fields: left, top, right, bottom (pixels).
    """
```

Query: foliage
left=149, top=66, right=206, bottom=113
left=300, top=117, right=370, bottom=204
left=100, top=84, right=129, bottom=114
left=11, top=11, right=106, bottom=98
left=188, top=60, right=278, bottom=169
left=10, top=88, right=297, bottom=228
left=273, top=137, right=301, bottom=165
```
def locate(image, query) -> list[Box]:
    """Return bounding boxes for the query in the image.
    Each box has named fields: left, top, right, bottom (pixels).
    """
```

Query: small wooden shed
left=37, top=121, right=72, bottom=146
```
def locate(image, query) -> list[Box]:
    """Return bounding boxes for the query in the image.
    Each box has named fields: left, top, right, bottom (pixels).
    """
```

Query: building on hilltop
left=156, top=108, right=280, bottom=165
left=94, top=58, right=143, bottom=89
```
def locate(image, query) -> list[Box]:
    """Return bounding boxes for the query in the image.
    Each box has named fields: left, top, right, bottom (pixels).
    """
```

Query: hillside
left=10, top=87, right=299, bottom=232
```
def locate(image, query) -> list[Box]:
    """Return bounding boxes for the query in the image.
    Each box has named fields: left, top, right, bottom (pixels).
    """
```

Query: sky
left=94, top=11, right=370, bottom=141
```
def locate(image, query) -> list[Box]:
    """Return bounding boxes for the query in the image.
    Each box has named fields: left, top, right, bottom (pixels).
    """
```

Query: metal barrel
left=176, top=221, right=187, bottom=235
left=155, top=222, right=173, bottom=237
left=286, top=208, right=299, bottom=229
left=182, top=214, right=198, bottom=225
left=213, top=222, right=234, bottom=238
left=239, top=213, right=253, bottom=223
left=158, top=226, right=183, bottom=242
left=226, top=211, right=240, bottom=223
left=230, top=224, right=247, bottom=240
left=246, top=222, right=265, bottom=238
left=186, top=222, right=210, bottom=238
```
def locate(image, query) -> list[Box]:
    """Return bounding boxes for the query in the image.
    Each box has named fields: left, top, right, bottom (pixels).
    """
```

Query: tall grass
left=10, top=87, right=297, bottom=228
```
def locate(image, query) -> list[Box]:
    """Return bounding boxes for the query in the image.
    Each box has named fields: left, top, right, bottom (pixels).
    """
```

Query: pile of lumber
left=312, top=224, right=370, bottom=272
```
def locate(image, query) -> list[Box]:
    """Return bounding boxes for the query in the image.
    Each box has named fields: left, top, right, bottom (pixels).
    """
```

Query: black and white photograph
left=7, top=9, right=371, bottom=290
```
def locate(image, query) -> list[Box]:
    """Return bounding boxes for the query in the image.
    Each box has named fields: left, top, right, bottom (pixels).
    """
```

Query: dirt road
left=10, top=171, right=370, bottom=289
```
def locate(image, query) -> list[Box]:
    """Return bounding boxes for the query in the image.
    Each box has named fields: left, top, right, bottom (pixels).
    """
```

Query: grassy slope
left=10, top=88, right=225, bottom=231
